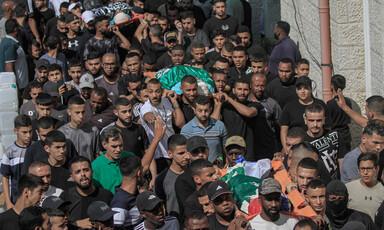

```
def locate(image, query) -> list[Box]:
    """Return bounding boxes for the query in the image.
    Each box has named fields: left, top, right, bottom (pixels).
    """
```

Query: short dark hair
left=125, top=52, right=141, bottom=60
left=87, top=51, right=101, bottom=61
left=363, top=119, right=384, bottom=136
left=297, top=157, right=318, bottom=176
left=306, top=179, right=326, bottom=190
left=68, top=96, right=85, bottom=108
left=142, top=53, right=157, bottom=65
left=213, top=0, right=226, bottom=5
left=190, top=159, right=213, bottom=177
left=46, top=35, right=60, bottom=50
left=36, top=116, right=54, bottom=130
left=69, top=156, right=92, bottom=174
left=278, top=57, right=294, bottom=69
left=47, top=63, right=62, bottom=74
left=5, top=19, right=18, bottom=34
left=171, top=44, right=185, bottom=53
left=15, top=3, right=28, bottom=18
left=95, top=15, right=110, bottom=28
left=181, top=75, right=197, bottom=85
left=276, top=21, right=290, bottom=35
left=191, top=41, right=205, bottom=50
left=36, top=93, right=53, bottom=106
left=14, top=114, right=32, bottom=129
left=331, top=74, right=346, bottom=91
left=233, top=78, right=249, bottom=88
left=216, top=57, right=230, bottom=65
left=237, top=25, right=250, bottom=34
left=222, top=42, right=234, bottom=52
left=181, top=10, right=194, bottom=20
left=184, top=211, right=207, bottom=228
left=68, top=59, right=83, bottom=69
left=305, top=103, right=325, bottom=115
left=126, top=74, right=142, bottom=85
left=119, top=155, right=142, bottom=177
left=211, top=29, right=227, bottom=40
left=366, top=96, right=384, bottom=116
left=287, top=127, right=306, bottom=140
left=19, top=206, right=46, bottom=230
left=250, top=52, right=269, bottom=64
left=295, top=58, right=310, bottom=68
left=46, top=208, right=65, bottom=217
left=196, top=181, right=211, bottom=197
left=294, top=219, right=317, bottom=230
left=45, top=130, right=66, bottom=147
left=92, top=87, right=108, bottom=99
left=60, top=1, right=69, bottom=9
left=168, top=134, right=187, bottom=151
left=130, top=43, right=142, bottom=52
left=150, top=24, right=162, bottom=37
left=136, top=82, right=147, bottom=97
left=358, top=152, right=379, bottom=167
left=194, top=95, right=211, bottom=108
left=29, top=80, right=43, bottom=90
left=147, top=78, right=161, bottom=86
left=232, top=45, right=248, bottom=55
left=17, top=174, right=44, bottom=197
left=114, top=97, right=132, bottom=110
left=101, top=126, right=123, bottom=144
left=29, top=39, right=41, bottom=52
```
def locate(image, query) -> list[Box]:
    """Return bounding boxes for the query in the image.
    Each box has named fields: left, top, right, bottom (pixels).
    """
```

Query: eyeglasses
left=359, top=167, right=376, bottom=172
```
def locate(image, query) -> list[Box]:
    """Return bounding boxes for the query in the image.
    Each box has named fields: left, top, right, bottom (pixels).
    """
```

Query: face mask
left=328, top=199, right=347, bottom=214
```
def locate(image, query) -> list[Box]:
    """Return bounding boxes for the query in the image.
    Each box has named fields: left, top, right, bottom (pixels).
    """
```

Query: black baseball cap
left=296, top=76, right=312, bottom=88
left=207, top=180, right=232, bottom=201
left=36, top=59, right=50, bottom=69
left=136, top=191, right=163, bottom=212
left=187, top=136, right=208, bottom=153
left=65, top=13, right=80, bottom=23
left=41, top=196, right=71, bottom=209
left=87, top=201, right=117, bottom=222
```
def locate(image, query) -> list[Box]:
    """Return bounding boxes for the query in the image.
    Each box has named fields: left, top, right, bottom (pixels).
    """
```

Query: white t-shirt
left=140, top=98, right=174, bottom=159
left=249, top=213, right=298, bottom=230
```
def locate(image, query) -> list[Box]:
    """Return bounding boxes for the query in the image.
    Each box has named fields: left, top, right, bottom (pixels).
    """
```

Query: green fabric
left=157, top=65, right=215, bottom=90
left=227, top=175, right=262, bottom=205
left=91, top=151, right=134, bottom=194
left=221, top=167, right=245, bottom=182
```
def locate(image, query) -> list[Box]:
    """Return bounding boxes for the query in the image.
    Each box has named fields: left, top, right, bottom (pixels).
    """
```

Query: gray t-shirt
left=58, top=123, right=100, bottom=161
left=341, top=147, right=362, bottom=183
left=95, top=76, right=119, bottom=104
left=20, top=100, right=38, bottom=120
left=183, top=29, right=210, bottom=53
left=154, top=168, right=181, bottom=218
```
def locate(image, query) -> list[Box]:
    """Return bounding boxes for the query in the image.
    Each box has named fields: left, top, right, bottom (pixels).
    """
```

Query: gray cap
left=259, top=178, right=282, bottom=195
left=43, top=81, right=60, bottom=97
left=79, top=73, right=94, bottom=89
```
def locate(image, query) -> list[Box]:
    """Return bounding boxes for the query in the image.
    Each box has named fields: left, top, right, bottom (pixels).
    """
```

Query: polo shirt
left=92, top=151, right=134, bottom=193
left=181, top=117, right=228, bottom=162
left=341, top=147, right=362, bottom=183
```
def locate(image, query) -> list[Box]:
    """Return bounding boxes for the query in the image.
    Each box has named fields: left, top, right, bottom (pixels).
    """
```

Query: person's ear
left=113, top=109, right=118, bottom=117
left=44, top=144, right=50, bottom=153
left=193, top=175, right=201, bottom=185
left=101, top=141, right=107, bottom=150
left=167, top=150, right=173, bottom=159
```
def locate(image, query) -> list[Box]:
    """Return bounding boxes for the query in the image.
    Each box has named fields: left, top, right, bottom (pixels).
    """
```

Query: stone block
left=330, top=0, right=348, bottom=23
left=338, top=23, right=364, bottom=46
left=348, top=0, right=363, bottom=22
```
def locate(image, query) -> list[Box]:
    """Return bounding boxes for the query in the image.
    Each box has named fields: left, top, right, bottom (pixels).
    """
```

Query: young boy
left=1, top=114, right=33, bottom=209
left=66, top=59, right=84, bottom=92
left=20, top=81, right=43, bottom=120
left=294, top=58, right=310, bottom=77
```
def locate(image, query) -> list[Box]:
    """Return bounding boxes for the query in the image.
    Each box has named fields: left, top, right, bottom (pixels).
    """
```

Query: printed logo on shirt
left=148, top=195, right=156, bottom=200
left=28, top=111, right=34, bottom=116
left=138, top=136, right=142, bottom=141
left=110, top=92, right=114, bottom=96
left=216, top=185, right=222, bottom=190
left=222, top=24, right=229, bottom=31
left=68, top=40, right=79, bottom=48
left=98, top=118, right=103, bottom=123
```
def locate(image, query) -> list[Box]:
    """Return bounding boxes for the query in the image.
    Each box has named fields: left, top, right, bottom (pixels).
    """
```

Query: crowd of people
left=1, top=0, right=384, bottom=229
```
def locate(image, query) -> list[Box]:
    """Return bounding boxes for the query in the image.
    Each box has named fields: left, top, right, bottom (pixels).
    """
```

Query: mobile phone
left=57, top=79, right=64, bottom=90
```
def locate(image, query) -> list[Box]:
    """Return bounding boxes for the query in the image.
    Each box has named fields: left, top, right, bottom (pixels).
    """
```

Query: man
left=249, top=73, right=281, bottom=161
left=346, top=153, right=384, bottom=220
left=156, top=31, right=178, bottom=70
left=59, top=96, right=100, bottom=161
left=28, top=161, right=63, bottom=198
left=265, top=58, right=298, bottom=109
left=21, top=116, right=78, bottom=175
left=237, top=25, right=265, bottom=57
left=284, top=127, right=307, bottom=169
left=184, top=212, right=210, bottom=230
left=187, top=42, right=209, bottom=67
left=325, top=180, right=376, bottom=229
left=227, top=46, right=253, bottom=88
left=304, top=103, right=348, bottom=180
left=179, top=0, right=206, bottom=29
left=295, top=59, right=310, bottom=77
left=83, top=87, right=117, bottom=130
left=92, top=126, right=135, bottom=193
left=183, top=159, right=217, bottom=218
left=85, top=52, right=102, bottom=78
left=154, top=134, right=190, bottom=218
left=0, top=19, right=29, bottom=92
left=87, top=201, right=116, bottom=229
left=268, top=21, right=301, bottom=76
left=224, top=136, right=246, bottom=167
left=44, top=130, right=75, bottom=190
left=249, top=52, right=277, bottom=85
left=19, top=206, right=51, bottom=230
left=123, top=52, right=143, bottom=76
left=250, top=178, right=298, bottom=228
left=20, top=81, right=43, bottom=120
left=305, top=179, right=330, bottom=229
left=179, top=11, right=210, bottom=53
left=202, top=0, right=239, bottom=39
left=40, top=36, right=68, bottom=78
left=178, top=75, right=199, bottom=124
left=341, top=120, right=384, bottom=183
left=65, top=59, right=84, bottom=92
left=206, top=30, right=228, bottom=62
left=95, top=53, right=120, bottom=103
left=0, top=174, right=45, bottom=229
left=60, top=156, right=113, bottom=229
left=206, top=180, right=236, bottom=229
left=65, top=13, right=89, bottom=60
left=135, top=191, right=180, bottom=230
left=46, top=208, right=68, bottom=230
left=140, top=79, right=185, bottom=172
left=0, top=1, right=15, bottom=42
left=181, top=95, right=228, bottom=162
left=287, top=158, right=319, bottom=197
left=83, top=15, right=130, bottom=61
left=215, top=78, right=257, bottom=158
left=212, top=69, right=229, bottom=93
left=21, top=58, right=50, bottom=104
left=78, top=73, right=94, bottom=101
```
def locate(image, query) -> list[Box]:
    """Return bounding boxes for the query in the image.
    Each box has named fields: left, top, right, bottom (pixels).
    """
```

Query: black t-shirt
left=173, top=96, right=195, bottom=134
left=305, top=130, right=347, bottom=180
left=60, top=186, right=113, bottom=225
left=155, top=51, right=172, bottom=70
left=189, top=5, right=206, bottom=29
left=46, top=157, right=74, bottom=190
left=175, top=168, right=196, bottom=214
left=208, top=213, right=231, bottom=230
left=31, top=117, right=65, bottom=141
left=222, top=97, right=257, bottom=156
left=266, top=72, right=278, bottom=85
left=34, top=8, right=55, bottom=35
left=280, top=98, right=332, bottom=130
left=44, top=16, right=59, bottom=36
left=250, top=103, right=278, bottom=161
left=265, top=77, right=298, bottom=109
left=114, top=123, right=149, bottom=158
left=327, top=97, right=352, bottom=143
left=227, top=66, right=253, bottom=88
left=21, top=139, right=78, bottom=175
left=141, top=39, right=167, bottom=58
left=83, top=100, right=117, bottom=130
left=205, top=50, right=221, bottom=62
left=68, top=32, right=91, bottom=61
left=0, top=208, right=19, bottom=230
left=203, top=15, right=239, bottom=40
left=183, top=192, right=204, bottom=218
left=375, top=201, right=384, bottom=228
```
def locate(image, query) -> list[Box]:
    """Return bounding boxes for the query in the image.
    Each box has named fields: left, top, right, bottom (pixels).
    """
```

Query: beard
left=75, top=179, right=92, bottom=190
left=263, top=205, right=280, bottom=220
left=280, top=75, right=294, bottom=86
left=118, top=117, right=133, bottom=127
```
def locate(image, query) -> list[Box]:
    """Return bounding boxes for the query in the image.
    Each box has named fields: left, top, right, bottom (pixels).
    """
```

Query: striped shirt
left=134, top=216, right=179, bottom=230
left=111, top=187, right=143, bottom=228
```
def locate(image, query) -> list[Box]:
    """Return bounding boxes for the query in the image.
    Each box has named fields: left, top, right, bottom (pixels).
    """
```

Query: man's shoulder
left=344, top=148, right=361, bottom=160
left=345, top=179, right=361, bottom=189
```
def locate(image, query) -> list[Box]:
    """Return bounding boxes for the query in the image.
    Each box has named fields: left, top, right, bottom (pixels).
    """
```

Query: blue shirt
left=341, top=147, right=362, bottom=183
left=181, top=117, right=228, bottom=162
left=268, top=37, right=301, bottom=75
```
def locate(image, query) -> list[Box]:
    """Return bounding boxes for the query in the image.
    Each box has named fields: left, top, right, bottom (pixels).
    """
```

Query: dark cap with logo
left=207, top=180, right=233, bottom=200
left=41, top=196, right=71, bottom=209
left=66, top=13, right=80, bottom=23
left=296, top=76, right=312, bottom=88
left=187, top=136, right=208, bottom=153
left=36, top=59, right=50, bottom=69
left=136, top=191, right=163, bottom=211
left=87, top=201, right=117, bottom=222
left=164, top=31, right=177, bottom=42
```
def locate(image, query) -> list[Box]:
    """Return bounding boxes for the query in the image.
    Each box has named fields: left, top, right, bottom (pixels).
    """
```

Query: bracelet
left=173, top=105, right=180, bottom=109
